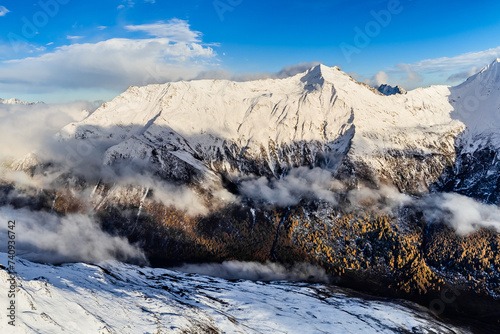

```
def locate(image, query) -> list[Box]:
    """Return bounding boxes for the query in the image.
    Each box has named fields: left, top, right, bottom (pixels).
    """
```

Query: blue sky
left=0, top=0, right=500, bottom=102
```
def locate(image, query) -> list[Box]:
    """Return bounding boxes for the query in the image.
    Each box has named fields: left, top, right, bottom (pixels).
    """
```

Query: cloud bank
left=0, top=37, right=215, bottom=91
left=0, top=19, right=216, bottom=99
left=0, top=100, right=93, bottom=162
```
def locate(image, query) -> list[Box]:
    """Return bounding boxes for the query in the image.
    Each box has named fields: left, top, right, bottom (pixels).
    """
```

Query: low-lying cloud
left=174, top=261, right=330, bottom=283
left=420, top=192, right=500, bottom=235
left=239, top=167, right=339, bottom=206
left=107, top=173, right=215, bottom=216
left=0, top=101, right=93, bottom=163
left=239, top=166, right=500, bottom=236
left=0, top=206, right=147, bottom=265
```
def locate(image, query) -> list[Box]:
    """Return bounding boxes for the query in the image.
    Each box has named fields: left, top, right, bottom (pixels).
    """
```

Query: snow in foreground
left=0, top=253, right=467, bottom=333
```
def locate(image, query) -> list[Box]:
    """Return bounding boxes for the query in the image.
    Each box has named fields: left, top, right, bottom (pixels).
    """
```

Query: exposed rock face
left=377, top=84, right=407, bottom=96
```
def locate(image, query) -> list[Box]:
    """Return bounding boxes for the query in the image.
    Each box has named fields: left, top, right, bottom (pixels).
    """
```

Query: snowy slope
left=58, top=64, right=468, bottom=194
left=449, top=58, right=500, bottom=143
left=0, top=253, right=468, bottom=333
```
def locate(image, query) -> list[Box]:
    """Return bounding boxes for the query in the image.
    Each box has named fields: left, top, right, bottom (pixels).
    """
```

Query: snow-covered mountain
left=0, top=253, right=469, bottom=333
left=58, top=63, right=474, bottom=195
left=55, top=59, right=500, bottom=200
left=0, top=98, right=34, bottom=105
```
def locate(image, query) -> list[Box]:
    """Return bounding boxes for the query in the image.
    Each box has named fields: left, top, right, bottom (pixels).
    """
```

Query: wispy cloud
left=361, top=46, right=500, bottom=89
left=175, top=261, right=329, bottom=283
left=125, top=19, right=201, bottom=42
left=195, top=61, right=322, bottom=81
left=118, top=0, right=155, bottom=9
left=0, top=5, right=9, bottom=17
left=406, top=46, right=500, bottom=74
left=67, top=35, right=84, bottom=40
left=118, top=0, right=134, bottom=9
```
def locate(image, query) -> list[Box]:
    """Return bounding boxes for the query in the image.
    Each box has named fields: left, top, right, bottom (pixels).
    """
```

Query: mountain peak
left=481, top=58, right=500, bottom=72
left=300, top=65, right=326, bottom=86
left=300, top=64, right=347, bottom=87
left=456, top=58, right=500, bottom=88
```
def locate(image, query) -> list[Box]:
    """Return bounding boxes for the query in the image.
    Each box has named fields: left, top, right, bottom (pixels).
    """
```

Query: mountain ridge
left=55, top=63, right=472, bottom=196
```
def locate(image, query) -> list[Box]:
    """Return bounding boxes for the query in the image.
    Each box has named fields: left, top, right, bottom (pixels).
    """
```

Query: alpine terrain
left=2, top=60, right=500, bottom=333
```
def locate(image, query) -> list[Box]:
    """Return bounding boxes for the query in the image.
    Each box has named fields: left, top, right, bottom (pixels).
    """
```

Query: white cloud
left=240, top=167, right=338, bottom=207
left=393, top=63, right=424, bottom=88
left=422, top=193, right=500, bottom=235
left=195, top=61, right=322, bottom=82
left=118, top=0, right=134, bottom=9
left=118, top=0, right=154, bottom=8
left=0, top=20, right=217, bottom=95
left=175, top=261, right=329, bottom=283
left=406, top=46, right=500, bottom=74
left=447, top=67, right=481, bottom=82
left=66, top=35, right=84, bottom=40
left=97, top=26, right=107, bottom=30
left=0, top=5, right=9, bottom=16
left=372, top=70, right=389, bottom=86
left=125, top=19, right=201, bottom=42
